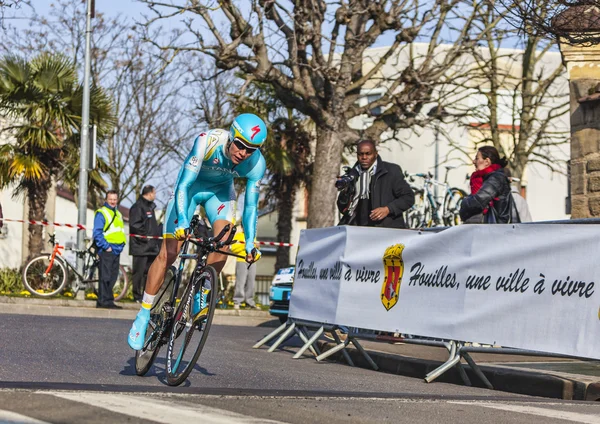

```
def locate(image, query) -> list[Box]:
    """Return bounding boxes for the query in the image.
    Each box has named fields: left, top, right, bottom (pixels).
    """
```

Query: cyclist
left=128, top=113, right=267, bottom=350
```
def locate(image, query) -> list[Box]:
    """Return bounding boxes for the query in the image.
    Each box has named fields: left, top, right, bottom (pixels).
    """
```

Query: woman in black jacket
left=460, top=146, right=512, bottom=224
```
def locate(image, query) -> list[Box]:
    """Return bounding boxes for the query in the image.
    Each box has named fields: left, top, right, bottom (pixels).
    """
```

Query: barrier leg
left=268, top=322, right=296, bottom=352
left=294, top=326, right=318, bottom=357
left=350, top=337, right=379, bottom=371
left=454, top=344, right=471, bottom=386
left=316, top=338, right=352, bottom=365
left=253, top=321, right=288, bottom=349
left=425, top=340, right=464, bottom=383
left=293, top=326, right=322, bottom=359
left=302, top=327, right=321, bottom=356
left=332, top=329, right=354, bottom=366
left=448, top=340, right=456, bottom=358
left=462, top=352, right=494, bottom=390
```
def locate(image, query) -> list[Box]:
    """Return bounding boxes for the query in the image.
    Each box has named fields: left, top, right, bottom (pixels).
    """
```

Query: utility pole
left=76, top=0, right=94, bottom=299
left=427, top=105, right=448, bottom=202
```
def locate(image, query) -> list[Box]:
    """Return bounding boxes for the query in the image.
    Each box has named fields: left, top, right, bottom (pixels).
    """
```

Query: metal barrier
left=254, top=219, right=600, bottom=387
left=253, top=318, right=379, bottom=370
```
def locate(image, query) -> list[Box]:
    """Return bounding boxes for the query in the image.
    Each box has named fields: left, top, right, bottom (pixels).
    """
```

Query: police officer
left=93, top=190, right=126, bottom=309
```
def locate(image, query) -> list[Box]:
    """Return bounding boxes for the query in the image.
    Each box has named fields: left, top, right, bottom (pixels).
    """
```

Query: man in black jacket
left=336, top=140, right=415, bottom=228
left=129, top=185, right=161, bottom=302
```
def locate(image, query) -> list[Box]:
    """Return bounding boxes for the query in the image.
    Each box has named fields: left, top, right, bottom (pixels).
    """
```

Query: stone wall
left=559, top=42, right=600, bottom=217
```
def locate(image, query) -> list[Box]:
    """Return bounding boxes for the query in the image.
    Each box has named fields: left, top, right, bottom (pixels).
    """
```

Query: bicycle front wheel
left=165, top=265, right=218, bottom=386
left=22, top=255, right=68, bottom=297
left=135, top=266, right=176, bottom=376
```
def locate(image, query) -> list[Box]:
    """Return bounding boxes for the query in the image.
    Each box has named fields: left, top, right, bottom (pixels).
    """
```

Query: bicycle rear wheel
left=135, top=266, right=176, bottom=376
left=22, top=255, right=67, bottom=297
left=443, top=188, right=466, bottom=226
left=405, top=189, right=426, bottom=229
left=165, top=265, right=218, bottom=386
left=113, top=265, right=130, bottom=302
left=87, top=263, right=130, bottom=302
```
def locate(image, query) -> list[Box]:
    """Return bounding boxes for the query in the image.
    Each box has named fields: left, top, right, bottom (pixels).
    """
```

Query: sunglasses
left=232, top=137, right=258, bottom=153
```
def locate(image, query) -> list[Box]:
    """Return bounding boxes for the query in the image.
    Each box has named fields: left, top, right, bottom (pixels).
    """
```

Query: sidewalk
left=311, top=336, right=600, bottom=401
left=0, top=295, right=278, bottom=327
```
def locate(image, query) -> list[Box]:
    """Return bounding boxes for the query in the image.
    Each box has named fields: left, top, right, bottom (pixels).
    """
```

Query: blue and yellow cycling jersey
left=164, top=129, right=266, bottom=255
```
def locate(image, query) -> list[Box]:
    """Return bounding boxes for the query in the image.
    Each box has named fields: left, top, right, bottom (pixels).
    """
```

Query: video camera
left=335, top=166, right=357, bottom=190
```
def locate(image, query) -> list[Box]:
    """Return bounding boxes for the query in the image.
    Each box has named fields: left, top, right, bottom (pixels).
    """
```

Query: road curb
left=317, top=341, right=600, bottom=400
left=0, top=295, right=274, bottom=325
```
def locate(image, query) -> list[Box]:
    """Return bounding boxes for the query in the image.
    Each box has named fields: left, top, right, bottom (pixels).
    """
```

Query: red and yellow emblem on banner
left=381, top=244, right=405, bottom=311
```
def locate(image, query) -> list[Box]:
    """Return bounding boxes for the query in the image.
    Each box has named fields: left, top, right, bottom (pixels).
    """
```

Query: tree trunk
left=275, top=178, right=295, bottom=272
left=511, top=154, right=527, bottom=192
left=307, top=127, right=344, bottom=228
left=26, top=179, right=51, bottom=260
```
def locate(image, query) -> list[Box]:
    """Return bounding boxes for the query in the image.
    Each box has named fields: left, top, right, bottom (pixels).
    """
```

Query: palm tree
left=262, top=117, right=312, bottom=270
left=234, top=82, right=313, bottom=271
left=0, top=53, right=115, bottom=259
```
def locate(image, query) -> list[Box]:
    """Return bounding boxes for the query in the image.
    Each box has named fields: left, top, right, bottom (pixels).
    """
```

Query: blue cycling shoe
left=128, top=308, right=150, bottom=350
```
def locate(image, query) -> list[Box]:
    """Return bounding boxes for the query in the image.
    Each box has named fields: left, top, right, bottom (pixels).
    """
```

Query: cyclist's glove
left=246, top=247, right=262, bottom=263
left=174, top=227, right=187, bottom=241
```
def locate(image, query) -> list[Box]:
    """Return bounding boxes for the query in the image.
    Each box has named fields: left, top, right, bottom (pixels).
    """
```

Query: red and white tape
left=0, top=217, right=294, bottom=247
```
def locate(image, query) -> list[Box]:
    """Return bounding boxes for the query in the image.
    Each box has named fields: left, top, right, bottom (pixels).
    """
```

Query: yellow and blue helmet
left=229, top=113, right=267, bottom=149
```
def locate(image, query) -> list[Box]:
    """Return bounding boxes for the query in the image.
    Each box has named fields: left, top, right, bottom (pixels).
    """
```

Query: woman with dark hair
left=460, top=146, right=512, bottom=223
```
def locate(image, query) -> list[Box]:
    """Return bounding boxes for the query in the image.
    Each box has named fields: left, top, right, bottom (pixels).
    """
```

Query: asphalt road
left=2, top=314, right=600, bottom=423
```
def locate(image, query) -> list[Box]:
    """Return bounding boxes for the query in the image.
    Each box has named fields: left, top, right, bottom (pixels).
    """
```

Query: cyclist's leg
left=144, top=198, right=183, bottom=296
left=203, top=183, right=236, bottom=273
left=128, top=197, right=187, bottom=350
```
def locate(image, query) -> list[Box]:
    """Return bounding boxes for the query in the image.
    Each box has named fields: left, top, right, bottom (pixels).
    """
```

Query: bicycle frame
left=44, top=235, right=100, bottom=294
left=145, top=216, right=244, bottom=349
left=43, top=240, right=65, bottom=276
left=406, top=169, right=465, bottom=228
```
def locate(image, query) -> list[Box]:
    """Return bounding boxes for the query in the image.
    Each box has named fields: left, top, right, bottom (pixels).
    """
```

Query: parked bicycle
left=134, top=214, right=244, bottom=386
left=404, top=166, right=466, bottom=228
left=22, top=233, right=129, bottom=301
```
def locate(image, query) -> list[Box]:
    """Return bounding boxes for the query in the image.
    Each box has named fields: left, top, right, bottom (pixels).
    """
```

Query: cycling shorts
left=163, top=180, right=236, bottom=238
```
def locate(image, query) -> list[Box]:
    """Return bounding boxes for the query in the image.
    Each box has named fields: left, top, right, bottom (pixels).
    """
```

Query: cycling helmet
left=229, top=113, right=267, bottom=149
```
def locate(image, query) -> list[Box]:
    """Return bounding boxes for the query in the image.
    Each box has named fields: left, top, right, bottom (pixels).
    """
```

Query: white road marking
left=47, top=391, right=288, bottom=424
left=0, top=410, right=49, bottom=424
left=449, top=401, right=600, bottom=424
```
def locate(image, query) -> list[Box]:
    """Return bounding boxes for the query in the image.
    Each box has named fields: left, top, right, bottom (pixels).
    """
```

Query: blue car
left=269, top=267, right=294, bottom=323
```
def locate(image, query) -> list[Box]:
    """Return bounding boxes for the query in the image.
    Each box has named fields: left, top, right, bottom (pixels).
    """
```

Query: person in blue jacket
left=93, top=190, right=126, bottom=309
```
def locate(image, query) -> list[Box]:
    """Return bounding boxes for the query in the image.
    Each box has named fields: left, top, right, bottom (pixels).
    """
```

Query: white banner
left=289, top=225, right=600, bottom=359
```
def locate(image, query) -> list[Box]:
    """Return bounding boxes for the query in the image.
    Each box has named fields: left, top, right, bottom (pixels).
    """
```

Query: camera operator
left=336, top=140, right=415, bottom=228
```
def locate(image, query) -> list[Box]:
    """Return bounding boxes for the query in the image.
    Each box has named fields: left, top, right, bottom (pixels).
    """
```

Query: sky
left=38, top=0, right=141, bottom=19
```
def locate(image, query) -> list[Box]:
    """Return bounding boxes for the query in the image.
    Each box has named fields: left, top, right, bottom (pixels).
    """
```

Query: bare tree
left=139, top=0, right=503, bottom=228
left=497, top=0, right=600, bottom=46
left=448, top=4, right=569, bottom=187
left=0, top=0, right=126, bottom=82
left=0, top=0, right=28, bottom=26
left=0, top=0, right=196, bottom=204
left=106, top=31, right=193, bottom=201
left=183, top=55, right=239, bottom=130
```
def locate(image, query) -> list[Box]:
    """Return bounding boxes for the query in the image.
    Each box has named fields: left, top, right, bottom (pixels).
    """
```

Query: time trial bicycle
left=134, top=215, right=245, bottom=386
